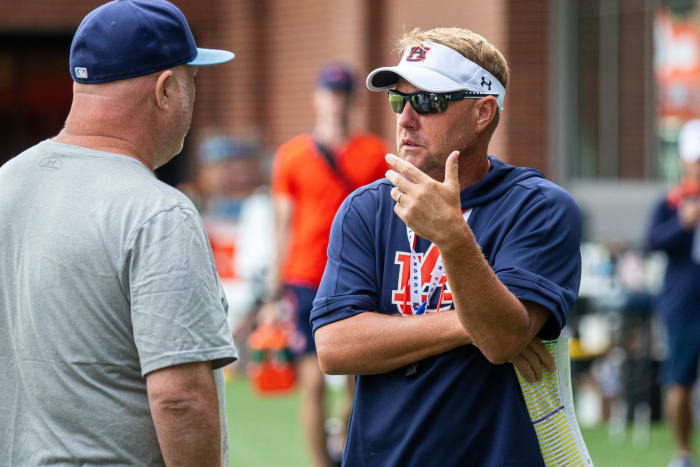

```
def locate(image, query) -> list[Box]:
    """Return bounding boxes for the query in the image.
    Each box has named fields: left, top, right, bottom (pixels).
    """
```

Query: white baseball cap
left=679, top=119, right=700, bottom=163
left=366, top=41, right=506, bottom=110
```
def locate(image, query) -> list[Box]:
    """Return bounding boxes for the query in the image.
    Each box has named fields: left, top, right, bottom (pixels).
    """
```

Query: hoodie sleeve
left=491, top=184, right=583, bottom=340
left=311, top=188, right=381, bottom=334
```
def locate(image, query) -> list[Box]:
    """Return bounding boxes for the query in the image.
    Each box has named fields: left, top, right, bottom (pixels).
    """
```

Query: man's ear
left=154, top=69, right=174, bottom=111
left=474, top=96, right=498, bottom=134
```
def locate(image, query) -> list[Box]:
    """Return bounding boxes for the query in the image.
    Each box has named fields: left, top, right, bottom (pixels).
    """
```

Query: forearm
left=151, top=399, right=221, bottom=466
left=147, top=363, right=222, bottom=467
left=272, top=197, right=293, bottom=293
left=315, top=310, right=470, bottom=375
left=439, top=221, right=533, bottom=363
left=273, top=236, right=289, bottom=292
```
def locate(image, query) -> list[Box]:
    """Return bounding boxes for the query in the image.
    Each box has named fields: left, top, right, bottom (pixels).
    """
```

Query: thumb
left=444, top=151, right=460, bottom=187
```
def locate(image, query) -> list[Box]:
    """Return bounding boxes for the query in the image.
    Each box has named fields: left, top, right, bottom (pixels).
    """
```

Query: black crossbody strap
left=314, top=140, right=356, bottom=193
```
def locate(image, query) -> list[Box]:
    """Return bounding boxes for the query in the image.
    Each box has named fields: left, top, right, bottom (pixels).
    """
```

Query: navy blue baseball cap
left=317, top=62, right=355, bottom=92
left=69, top=0, right=234, bottom=84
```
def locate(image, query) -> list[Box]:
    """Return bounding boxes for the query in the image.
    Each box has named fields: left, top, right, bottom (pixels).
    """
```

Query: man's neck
left=313, top=120, right=349, bottom=149
left=457, top=152, right=491, bottom=192
left=53, top=127, right=155, bottom=170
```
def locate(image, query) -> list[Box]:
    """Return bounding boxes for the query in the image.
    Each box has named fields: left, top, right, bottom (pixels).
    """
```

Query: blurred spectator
left=190, top=136, right=264, bottom=216
left=182, top=135, right=275, bottom=339
left=646, top=119, right=700, bottom=467
left=269, top=62, right=389, bottom=467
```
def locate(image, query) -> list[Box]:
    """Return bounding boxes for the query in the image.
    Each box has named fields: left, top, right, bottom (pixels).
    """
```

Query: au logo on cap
left=74, top=67, right=88, bottom=79
left=406, top=45, right=431, bottom=62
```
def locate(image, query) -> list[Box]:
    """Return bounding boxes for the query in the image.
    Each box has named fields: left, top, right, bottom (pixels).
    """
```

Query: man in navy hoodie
left=311, top=27, right=586, bottom=466
left=647, top=120, right=700, bottom=467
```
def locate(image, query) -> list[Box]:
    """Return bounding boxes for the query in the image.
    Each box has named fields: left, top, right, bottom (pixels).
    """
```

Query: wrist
left=435, top=217, right=471, bottom=254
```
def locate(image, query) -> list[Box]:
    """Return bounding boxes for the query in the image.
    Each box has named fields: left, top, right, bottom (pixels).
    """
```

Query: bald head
left=55, top=65, right=197, bottom=170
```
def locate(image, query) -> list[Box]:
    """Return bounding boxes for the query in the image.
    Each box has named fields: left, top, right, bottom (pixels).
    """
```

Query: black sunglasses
left=387, top=90, right=493, bottom=115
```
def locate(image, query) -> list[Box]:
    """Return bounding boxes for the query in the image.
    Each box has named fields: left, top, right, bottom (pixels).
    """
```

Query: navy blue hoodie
left=311, top=156, right=582, bottom=467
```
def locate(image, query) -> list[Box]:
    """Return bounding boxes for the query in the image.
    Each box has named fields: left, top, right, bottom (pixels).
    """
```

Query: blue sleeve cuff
left=311, top=294, right=379, bottom=334
left=496, top=269, right=575, bottom=340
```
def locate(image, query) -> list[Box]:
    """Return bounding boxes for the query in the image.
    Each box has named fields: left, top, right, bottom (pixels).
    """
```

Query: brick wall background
left=0, top=0, right=651, bottom=183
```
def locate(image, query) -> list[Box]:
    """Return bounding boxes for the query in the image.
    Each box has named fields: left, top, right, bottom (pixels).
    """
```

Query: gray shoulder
left=99, top=158, right=196, bottom=214
left=142, top=176, right=196, bottom=211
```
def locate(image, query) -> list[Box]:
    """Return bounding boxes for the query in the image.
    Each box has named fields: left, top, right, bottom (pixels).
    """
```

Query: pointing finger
left=444, top=151, right=460, bottom=188
left=385, top=154, right=429, bottom=183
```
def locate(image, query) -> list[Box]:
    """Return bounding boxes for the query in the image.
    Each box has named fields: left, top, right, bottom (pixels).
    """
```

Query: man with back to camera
left=270, top=62, right=389, bottom=467
left=312, top=27, right=591, bottom=466
left=646, top=119, right=700, bottom=467
left=0, top=1, right=238, bottom=465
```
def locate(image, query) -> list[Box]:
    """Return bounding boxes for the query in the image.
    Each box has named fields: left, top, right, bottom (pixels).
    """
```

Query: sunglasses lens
left=411, top=94, right=431, bottom=114
left=388, top=92, right=448, bottom=114
left=388, top=93, right=406, bottom=114
left=411, top=93, right=446, bottom=114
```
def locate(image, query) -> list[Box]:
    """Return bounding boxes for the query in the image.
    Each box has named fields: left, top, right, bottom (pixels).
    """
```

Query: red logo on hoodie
left=391, top=245, right=453, bottom=315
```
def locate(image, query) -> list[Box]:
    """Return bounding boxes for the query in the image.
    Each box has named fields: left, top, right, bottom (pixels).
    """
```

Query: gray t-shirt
left=0, top=141, right=238, bottom=466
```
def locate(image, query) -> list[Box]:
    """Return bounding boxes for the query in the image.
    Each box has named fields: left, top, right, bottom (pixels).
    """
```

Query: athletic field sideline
left=225, top=377, right=700, bottom=467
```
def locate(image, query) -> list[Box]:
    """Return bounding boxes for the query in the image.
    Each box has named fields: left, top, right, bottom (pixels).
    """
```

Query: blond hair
left=396, top=27, right=509, bottom=89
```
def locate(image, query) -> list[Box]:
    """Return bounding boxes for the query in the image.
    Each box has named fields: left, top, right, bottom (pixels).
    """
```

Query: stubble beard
left=400, top=134, right=477, bottom=183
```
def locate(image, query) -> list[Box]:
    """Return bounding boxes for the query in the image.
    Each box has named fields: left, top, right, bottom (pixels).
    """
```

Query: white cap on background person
left=679, top=119, right=700, bottom=163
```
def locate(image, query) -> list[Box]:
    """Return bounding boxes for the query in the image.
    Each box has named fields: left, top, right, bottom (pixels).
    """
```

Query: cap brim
left=366, top=65, right=466, bottom=93
left=188, top=48, right=235, bottom=66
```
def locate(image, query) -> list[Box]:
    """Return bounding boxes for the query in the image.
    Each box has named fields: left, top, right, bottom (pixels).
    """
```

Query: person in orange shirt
left=270, top=62, right=388, bottom=467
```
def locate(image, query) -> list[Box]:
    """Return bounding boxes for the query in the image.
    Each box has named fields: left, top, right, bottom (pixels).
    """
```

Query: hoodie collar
left=459, top=156, right=544, bottom=209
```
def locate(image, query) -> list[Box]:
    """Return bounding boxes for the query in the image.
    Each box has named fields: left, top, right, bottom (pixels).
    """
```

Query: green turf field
left=225, top=377, right=699, bottom=466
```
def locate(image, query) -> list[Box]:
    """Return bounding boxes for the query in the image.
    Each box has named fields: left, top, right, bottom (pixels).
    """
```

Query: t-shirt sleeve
left=126, top=206, right=238, bottom=376
left=311, top=192, right=380, bottom=333
left=492, top=186, right=582, bottom=340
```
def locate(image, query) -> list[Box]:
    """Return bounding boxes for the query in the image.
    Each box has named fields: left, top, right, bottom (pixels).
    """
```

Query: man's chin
left=398, top=151, right=425, bottom=169
left=398, top=151, right=443, bottom=180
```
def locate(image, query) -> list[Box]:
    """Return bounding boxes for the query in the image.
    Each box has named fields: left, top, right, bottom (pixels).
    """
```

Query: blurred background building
left=0, top=0, right=670, bottom=224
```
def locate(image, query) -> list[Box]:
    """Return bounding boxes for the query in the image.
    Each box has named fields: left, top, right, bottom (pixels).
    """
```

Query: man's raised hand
left=385, top=151, right=464, bottom=247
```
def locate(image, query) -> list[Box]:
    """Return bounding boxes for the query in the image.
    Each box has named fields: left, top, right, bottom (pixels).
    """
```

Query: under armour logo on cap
left=480, top=77, right=491, bottom=90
